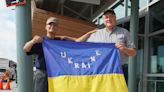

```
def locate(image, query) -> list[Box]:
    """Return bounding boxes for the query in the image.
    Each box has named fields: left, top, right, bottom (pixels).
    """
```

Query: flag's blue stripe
left=43, top=38, right=123, bottom=77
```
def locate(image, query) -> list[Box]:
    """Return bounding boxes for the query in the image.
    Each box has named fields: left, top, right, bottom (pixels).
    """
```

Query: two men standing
left=23, top=9, right=136, bottom=92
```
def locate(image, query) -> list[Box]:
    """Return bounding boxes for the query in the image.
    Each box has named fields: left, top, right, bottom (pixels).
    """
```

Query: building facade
left=94, top=0, right=164, bottom=92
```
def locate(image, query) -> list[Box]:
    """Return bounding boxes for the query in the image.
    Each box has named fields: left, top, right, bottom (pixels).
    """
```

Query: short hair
left=103, top=9, right=115, bottom=15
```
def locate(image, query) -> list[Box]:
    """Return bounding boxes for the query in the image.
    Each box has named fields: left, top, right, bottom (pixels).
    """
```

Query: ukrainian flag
left=43, top=38, right=128, bottom=92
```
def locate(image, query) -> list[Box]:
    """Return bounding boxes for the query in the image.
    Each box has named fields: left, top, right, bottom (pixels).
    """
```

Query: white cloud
left=0, top=32, right=16, bottom=61
left=0, top=0, right=15, bottom=10
left=0, top=0, right=7, bottom=9
left=0, top=0, right=16, bottom=62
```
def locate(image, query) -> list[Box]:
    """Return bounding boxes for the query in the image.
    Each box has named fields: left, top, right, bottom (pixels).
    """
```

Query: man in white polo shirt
left=61, top=9, right=136, bottom=84
left=87, top=9, right=136, bottom=84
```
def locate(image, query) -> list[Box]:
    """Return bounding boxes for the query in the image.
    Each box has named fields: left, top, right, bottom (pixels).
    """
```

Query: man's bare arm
left=23, top=35, right=42, bottom=52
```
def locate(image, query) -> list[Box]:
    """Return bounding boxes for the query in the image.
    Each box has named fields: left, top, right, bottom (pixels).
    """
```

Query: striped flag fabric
left=43, top=38, right=128, bottom=92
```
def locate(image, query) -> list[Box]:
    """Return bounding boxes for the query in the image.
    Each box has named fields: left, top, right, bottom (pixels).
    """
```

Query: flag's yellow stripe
left=48, top=74, right=128, bottom=92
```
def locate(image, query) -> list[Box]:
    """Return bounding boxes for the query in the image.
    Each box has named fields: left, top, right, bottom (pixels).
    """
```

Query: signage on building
left=5, top=0, right=26, bottom=7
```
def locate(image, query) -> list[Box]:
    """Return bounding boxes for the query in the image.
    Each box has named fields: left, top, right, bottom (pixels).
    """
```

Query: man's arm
left=56, top=36, right=77, bottom=41
left=58, top=29, right=97, bottom=42
left=75, top=29, right=97, bottom=42
left=115, top=42, right=136, bottom=56
left=23, top=35, right=42, bottom=52
left=116, top=29, right=136, bottom=56
left=122, top=47, right=136, bottom=56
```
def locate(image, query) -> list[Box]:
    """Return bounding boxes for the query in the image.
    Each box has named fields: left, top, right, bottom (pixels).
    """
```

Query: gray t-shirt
left=87, top=26, right=136, bottom=65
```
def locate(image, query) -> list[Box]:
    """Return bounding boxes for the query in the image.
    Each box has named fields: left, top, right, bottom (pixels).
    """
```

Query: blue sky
left=0, top=0, right=16, bottom=62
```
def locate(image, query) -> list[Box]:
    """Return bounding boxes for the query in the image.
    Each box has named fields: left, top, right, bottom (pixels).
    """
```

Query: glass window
left=147, top=77, right=164, bottom=92
left=114, top=3, right=125, bottom=19
left=136, top=36, right=144, bottom=92
left=139, top=0, right=148, bottom=9
left=150, top=1, right=164, bottom=32
left=99, top=17, right=103, bottom=25
left=139, top=17, right=145, bottom=34
left=147, top=80, right=156, bottom=92
left=127, top=0, right=148, bottom=16
left=149, top=32, right=164, bottom=73
left=127, top=0, right=131, bottom=16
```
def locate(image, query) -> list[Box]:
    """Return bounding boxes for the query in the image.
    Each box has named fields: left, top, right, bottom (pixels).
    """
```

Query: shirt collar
left=104, top=26, right=117, bottom=33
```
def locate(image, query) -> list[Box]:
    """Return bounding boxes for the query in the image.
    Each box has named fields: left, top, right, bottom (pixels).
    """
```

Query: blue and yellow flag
left=43, top=38, right=128, bottom=92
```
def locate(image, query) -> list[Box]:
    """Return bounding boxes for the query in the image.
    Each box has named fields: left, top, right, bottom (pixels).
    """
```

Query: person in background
left=1, top=69, right=10, bottom=81
left=23, top=17, right=62, bottom=92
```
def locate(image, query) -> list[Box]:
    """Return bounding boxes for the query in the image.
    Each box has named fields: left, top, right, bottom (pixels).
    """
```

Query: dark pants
left=122, top=64, right=128, bottom=85
left=34, top=69, right=48, bottom=92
